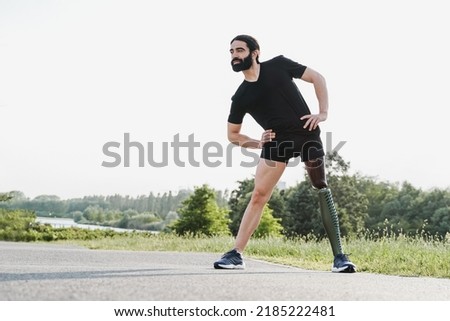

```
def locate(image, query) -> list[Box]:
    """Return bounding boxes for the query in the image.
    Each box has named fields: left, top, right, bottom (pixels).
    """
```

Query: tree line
left=1, top=152, right=449, bottom=239
left=0, top=188, right=230, bottom=232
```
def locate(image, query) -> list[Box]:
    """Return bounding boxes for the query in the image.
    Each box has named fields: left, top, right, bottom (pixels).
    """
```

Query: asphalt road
left=1, top=241, right=449, bottom=301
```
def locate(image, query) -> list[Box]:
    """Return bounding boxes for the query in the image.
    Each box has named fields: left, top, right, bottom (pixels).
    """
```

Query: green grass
left=5, top=208, right=448, bottom=277
left=62, top=232, right=450, bottom=279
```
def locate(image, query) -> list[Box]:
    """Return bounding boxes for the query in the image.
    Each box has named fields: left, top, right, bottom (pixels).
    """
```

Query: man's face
left=230, top=40, right=253, bottom=72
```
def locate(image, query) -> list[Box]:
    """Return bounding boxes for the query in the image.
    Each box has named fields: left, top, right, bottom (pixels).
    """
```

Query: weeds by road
left=71, top=232, right=450, bottom=278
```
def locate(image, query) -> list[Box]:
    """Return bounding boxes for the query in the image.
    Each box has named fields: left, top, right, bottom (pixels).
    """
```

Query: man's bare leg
left=234, top=158, right=287, bottom=252
left=213, top=158, right=286, bottom=269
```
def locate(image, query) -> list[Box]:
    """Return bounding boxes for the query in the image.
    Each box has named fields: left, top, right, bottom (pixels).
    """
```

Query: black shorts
left=260, top=131, right=325, bottom=163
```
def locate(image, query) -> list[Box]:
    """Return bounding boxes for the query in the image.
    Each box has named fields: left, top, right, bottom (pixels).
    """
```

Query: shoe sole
left=214, top=263, right=245, bottom=269
left=332, top=265, right=356, bottom=273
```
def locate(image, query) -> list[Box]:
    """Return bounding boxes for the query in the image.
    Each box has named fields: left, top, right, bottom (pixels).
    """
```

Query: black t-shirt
left=228, top=55, right=316, bottom=134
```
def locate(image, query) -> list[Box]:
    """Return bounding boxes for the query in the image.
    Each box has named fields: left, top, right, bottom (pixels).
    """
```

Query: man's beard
left=231, top=52, right=253, bottom=72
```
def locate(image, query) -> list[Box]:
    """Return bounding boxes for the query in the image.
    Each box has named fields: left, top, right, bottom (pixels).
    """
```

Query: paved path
left=1, top=241, right=449, bottom=300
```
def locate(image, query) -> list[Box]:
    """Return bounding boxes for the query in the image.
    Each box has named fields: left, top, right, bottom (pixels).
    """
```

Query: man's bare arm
left=227, top=122, right=274, bottom=149
left=300, top=67, right=329, bottom=131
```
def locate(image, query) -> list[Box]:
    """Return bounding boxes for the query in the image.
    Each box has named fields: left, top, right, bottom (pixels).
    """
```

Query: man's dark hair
left=230, top=34, right=260, bottom=63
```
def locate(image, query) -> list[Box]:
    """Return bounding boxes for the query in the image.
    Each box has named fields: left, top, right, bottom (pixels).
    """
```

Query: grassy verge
left=64, top=232, right=450, bottom=278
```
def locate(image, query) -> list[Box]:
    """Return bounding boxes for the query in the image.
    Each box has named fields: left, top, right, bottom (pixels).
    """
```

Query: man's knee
left=250, top=189, right=271, bottom=205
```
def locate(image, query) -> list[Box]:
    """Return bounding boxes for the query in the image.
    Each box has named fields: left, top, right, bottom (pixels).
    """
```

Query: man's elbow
left=227, top=133, right=240, bottom=145
left=227, top=122, right=242, bottom=145
left=227, top=135, right=239, bottom=145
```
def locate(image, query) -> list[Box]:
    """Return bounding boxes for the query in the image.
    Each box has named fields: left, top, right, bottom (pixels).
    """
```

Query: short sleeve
left=227, top=100, right=246, bottom=124
left=276, top=55, right=307, bottom=79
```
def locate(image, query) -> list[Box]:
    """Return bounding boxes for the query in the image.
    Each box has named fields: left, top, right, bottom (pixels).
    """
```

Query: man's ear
left=252, top=50, right=260, bottom=59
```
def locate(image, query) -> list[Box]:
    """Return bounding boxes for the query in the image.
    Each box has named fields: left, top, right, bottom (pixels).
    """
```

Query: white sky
left=1, top=0, right=449, bottom=199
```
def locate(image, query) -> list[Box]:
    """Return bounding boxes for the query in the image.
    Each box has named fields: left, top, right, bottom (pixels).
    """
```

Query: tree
left=283, top=181, right=322, bottom=237
left=30, top=194, right=68, bottom=216
left=282, top=152, right=369, bottom=238
left=356, top=177, right=399, bottom=229
left=0, top=193, right=13, bottom=202
left=172, top=185, right=230, bottom=236
left=228, top=178, right=254, bottom=235
left=1, top=191, right=27, bottom=202
left=328, top=174, right=369, bottom=236
left=325, top=151, right=369, bottom=236
left=228, top=177, right=285, bottom=236
left=253, top=204, right=283, bottom=238
left=431, top=207, right=450, bottom=236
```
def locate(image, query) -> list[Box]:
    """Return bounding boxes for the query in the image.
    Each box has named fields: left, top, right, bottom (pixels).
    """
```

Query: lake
left=35, top=216, right=138, bottom=233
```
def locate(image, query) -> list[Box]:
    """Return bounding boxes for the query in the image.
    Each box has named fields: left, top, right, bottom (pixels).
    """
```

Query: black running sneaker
left=332, top=253, right=356, bottom=273
left=213, top=249, right=245, bottom=269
